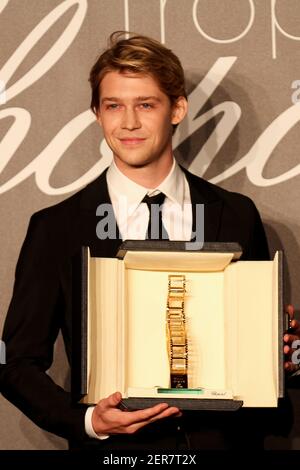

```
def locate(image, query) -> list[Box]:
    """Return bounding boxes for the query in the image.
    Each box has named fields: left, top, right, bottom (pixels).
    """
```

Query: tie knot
left=142, top=192, right=166, bottom=209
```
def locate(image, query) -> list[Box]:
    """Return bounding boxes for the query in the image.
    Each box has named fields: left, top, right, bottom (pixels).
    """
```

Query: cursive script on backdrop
left=0, top=0, right=300, bottom=196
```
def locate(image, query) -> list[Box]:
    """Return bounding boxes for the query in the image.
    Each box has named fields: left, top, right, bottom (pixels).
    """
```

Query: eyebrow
left=101, top=96, right=162, bottom=104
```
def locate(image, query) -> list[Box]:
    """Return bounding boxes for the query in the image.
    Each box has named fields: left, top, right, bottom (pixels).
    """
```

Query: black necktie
left=142, top=192, right=169, bottom=240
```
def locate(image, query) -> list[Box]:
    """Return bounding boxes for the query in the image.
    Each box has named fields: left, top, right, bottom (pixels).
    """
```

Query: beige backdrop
left=0, top=0, right=300, bottom=449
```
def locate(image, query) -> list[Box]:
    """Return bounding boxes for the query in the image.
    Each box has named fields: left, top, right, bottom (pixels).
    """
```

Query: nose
left=121, top=107, right=141, bottom=130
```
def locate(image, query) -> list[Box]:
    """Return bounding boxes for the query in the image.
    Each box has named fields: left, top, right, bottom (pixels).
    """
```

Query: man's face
left=97, top=71, right=186, bottom=171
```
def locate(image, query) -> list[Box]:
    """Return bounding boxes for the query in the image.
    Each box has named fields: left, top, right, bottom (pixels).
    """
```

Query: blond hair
left=89, top=31, right=187, bottom=116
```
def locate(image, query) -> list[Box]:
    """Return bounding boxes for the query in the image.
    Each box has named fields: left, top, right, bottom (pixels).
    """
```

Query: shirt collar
left=155, top=159, right=184, bottom=207
left=106, top=158, right=185, bottom=213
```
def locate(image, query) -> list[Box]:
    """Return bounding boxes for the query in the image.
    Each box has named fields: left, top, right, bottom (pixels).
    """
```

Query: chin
left=118, top=155, right=154, bottom=168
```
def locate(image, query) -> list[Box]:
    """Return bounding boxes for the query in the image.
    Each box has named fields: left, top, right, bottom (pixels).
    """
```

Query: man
left=0, top=32, right=298, bottom=450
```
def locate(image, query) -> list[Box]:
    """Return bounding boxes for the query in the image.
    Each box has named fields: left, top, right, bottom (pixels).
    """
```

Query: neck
left=114, top=154, right=174, bottom=188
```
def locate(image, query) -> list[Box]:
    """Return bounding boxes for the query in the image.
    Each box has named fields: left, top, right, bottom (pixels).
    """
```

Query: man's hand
left=284, top=304, right=300, bottom=372
left=91, top=391, right=181, bottom=436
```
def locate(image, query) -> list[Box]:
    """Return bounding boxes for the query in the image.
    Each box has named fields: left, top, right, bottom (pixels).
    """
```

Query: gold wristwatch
left=166, top=274, right=188, bottom=388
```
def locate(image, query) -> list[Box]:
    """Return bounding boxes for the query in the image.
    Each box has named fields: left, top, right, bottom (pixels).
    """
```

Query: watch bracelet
left=166, top=274, right=188, bottom=388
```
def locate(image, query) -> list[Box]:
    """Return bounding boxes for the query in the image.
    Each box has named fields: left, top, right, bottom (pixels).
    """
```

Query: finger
left=147, top=406, right=181, bottom=422
left=123, top=402, right=171, bottom=426
left=286, top=305, right=295, bottom=330
left=288, top=319, right=300, bottom=331
left=125, top=403, right=180, bottom=428
left=286, top=304, right=294, bottom=319
left=285, top=361, right=300, bottom=373
left=283, top=333, right=300, bottom=344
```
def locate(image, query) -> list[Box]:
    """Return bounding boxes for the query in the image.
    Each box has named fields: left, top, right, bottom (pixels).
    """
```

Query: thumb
left=286, top=304, right=294, bottom=317
left=106, top=391, right=122, bottom=408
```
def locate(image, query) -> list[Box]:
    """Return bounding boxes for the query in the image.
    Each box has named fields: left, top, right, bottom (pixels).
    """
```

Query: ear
left=171, top=96, right=188, bottom=125
left=96, top=110, right=102, bottom=127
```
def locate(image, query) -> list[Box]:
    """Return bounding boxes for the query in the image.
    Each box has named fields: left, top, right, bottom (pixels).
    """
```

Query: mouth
left=119, top=138, right=146, bottom=146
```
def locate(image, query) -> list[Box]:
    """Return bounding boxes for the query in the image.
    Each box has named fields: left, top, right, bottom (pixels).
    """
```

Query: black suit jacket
left=0, top=167, right=273, bottom=449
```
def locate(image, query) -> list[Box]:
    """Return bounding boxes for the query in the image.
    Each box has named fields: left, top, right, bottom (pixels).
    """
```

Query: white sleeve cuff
left=84, top=406, right=110, bottom=440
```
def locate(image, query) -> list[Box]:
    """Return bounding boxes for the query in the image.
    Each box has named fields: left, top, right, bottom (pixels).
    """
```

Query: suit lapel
left=182, top=167, right=224, bottom=242
left=79, top=169, right=122, bottom=257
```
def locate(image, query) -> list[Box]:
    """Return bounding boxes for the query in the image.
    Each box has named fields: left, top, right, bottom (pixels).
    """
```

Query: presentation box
left=72, top=241, right=284, bottom=411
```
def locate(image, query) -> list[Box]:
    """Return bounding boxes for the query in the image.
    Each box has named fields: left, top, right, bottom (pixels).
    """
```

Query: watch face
left=171, top=374, right=188, bottom=389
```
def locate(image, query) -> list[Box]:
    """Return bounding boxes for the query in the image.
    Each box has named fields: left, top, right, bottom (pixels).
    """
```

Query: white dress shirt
left=107, top=158, right=192, bottom=241
left=85, top=158, right=192, bottom=439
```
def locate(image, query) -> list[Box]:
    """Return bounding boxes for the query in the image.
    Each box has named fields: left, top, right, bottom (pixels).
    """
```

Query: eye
left=106, top=103, right=120, bottom=110
left=140, top=103, right=153, bottom=109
